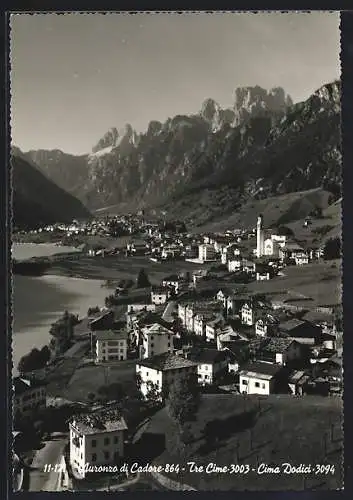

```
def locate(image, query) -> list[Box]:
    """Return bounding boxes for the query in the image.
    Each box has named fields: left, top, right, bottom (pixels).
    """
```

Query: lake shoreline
left=12, top=273, right=110, bottom=375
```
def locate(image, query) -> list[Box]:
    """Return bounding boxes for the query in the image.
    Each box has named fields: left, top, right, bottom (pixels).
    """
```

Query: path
left=28, top=434, right=67, bottom=492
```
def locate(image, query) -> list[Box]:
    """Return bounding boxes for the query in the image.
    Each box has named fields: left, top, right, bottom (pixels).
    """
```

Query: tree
left=49, top=311, right=78, bottom=355
left=18, top=348, right=43, bottom=373
left=40, top=345, right=51, bottom=365
left=87, top=306, right=100, bottom=317
left=145, top=381, right=161, bottom=406
left=166, top=373, right=200, bottom=432
left=136, top=268, right=151, bottom=288
left=323, top=237, right=341, bottom=260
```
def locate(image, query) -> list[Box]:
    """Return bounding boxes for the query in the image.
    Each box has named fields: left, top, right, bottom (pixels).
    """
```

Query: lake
left=12, top=242, right=81, bottom=261
left=12, top=274, right=109, bottom=375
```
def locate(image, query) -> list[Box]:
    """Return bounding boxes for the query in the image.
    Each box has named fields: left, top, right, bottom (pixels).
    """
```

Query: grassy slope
left=247, top=260, right=341, bottom=308
left=145, top=394, right=343, bottom=490
left=193, top=188, right=333, bottom=234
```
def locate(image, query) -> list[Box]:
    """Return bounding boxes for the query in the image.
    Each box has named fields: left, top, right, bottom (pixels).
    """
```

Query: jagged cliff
left=20, top=81, right=341, bottom=224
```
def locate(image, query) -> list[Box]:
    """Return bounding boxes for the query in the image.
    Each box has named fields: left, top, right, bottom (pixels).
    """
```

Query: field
left=62, top=359, right=137, bottom=403
left=247, top=260, right=341, bottom=308
left=136, top=394, right=343, bottom=491
left=48, top=254, right=203, bottom=283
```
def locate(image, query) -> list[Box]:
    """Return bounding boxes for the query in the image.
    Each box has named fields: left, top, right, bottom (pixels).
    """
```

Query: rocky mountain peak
left=200, top=98, right=221, bottom=123
left=199, top=98, right=235, bottom=132
left=92, top=127, right=119, bottom=153
left=233, top=85, right=292, bottom=126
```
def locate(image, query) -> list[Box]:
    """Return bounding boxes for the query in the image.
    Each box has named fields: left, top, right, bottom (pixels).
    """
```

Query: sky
left=10, top=11, right=341, bottom=155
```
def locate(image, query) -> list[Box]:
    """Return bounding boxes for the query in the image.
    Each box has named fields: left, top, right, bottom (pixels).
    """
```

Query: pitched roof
left=95, top=330, right=128, bottom=341
left=239, top=361, right=282, bottom=379
left=187, top=348, right=228, bottom=364
left=279, top=318, right=306, bottom=331
left=260, top=337, right=296, bottom=354
left=143, top=323, right=173, bottom=336
left=70, top=408, right=128, bottom=435
left=137, top=352, right=197, bottom=371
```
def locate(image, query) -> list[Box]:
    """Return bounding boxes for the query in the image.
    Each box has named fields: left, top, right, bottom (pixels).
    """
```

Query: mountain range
left=13, top=81, right=341, bottom=229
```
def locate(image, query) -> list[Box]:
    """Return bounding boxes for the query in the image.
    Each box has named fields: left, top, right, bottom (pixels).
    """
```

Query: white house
left=239, top=361, right=282, bottom=395
left=243, top=260, right=256, bottom=274
left=69, top=409, right=128, bottom=479
left=205, top=316, right=224, bottom=341
left=193, top=313, right=206, bottom=337
left=255, top=318, right=269, bottom=337
left=151, top=287, right=170, bottom=305
left=162, top=274, right=180, bottom=294
left=141, top=323, right=173, bottom=359
left=256, top=271, right=271, bottom=281
left=187, top=348, right=229, bottom=385
left=95, top=330, right=128, bottom=362
left=295, top=253, right=309, bottom=266
left=198, top=244, right=216, bottom=263
left=241, top=302, right=260, bottom=326
left=178, top=302, right=188, bottom=327
left=13, top=377, right=46, bottom=418
left=216, top=289, right=229, bottom=307
left=136, top=353, right=198, bottom=399
left=228, top=259, right=242, bottom=273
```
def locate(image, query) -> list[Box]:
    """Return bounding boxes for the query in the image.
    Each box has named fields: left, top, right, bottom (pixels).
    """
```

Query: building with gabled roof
left=14, top=377, right=46, bottom=418
left=187, top=347, right=229, bottom=385
left=136, top=353, right=198, bottom=399
left=95, top=330, right=128, bottom=362
left=69, top=408, right=128, bottom=479
left=239, top=361, right=283, bottom=395
left=141, top=323, right=174, bottom=359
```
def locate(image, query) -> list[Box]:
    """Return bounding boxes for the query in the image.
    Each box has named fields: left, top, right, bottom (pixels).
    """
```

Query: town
left=13, top=211, right=342, bottom=491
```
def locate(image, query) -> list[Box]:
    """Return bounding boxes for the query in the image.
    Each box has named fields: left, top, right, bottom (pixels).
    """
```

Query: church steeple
left=256, top=214, right=264, bottom=258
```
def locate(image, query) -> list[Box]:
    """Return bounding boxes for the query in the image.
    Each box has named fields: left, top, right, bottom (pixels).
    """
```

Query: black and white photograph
left=10, top=11, right=343, bottom=492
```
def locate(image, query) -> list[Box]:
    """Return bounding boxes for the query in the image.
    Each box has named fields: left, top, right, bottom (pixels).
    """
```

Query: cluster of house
left=13, top=274, right=342, bottom=480
left=85, top=271, right=341, bottom=400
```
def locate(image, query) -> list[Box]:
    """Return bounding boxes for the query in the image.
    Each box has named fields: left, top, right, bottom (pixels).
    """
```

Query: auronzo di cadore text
left=81, top=461, right=335, bottom=476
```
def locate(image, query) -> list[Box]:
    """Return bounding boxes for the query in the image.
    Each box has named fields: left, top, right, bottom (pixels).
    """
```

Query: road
left=28, top=434, right=67, bottom=492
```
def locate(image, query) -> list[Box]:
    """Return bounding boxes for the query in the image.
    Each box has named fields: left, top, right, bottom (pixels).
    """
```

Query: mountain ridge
left=19, top=81, right=341, bottom=227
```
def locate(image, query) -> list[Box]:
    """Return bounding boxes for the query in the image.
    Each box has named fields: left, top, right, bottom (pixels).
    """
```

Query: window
left=168, top=342, right=171, bottom=348
left=205, top=375, right=208, bottom=379
left=104, top=451, right=110, bottom=460
left=92, top=453, right=97, bottom=462
left=114, top=436, right=118, bottom=444
left=146, top=371, right=149, bottom=376
left=92, top=439, right=97, bottom=448
left=242, top=379, right=248, bottom=385
left=262, top=383, right=266, bottom=389
left=151, top=343, right=154, bottom=348
left=205, top=365, right=208, bottom=370
left=104, top=437, right=110, bottom=446
left=255, top=382, right=260, bottom=388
